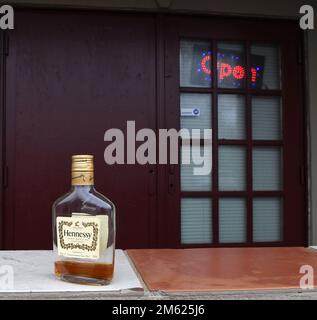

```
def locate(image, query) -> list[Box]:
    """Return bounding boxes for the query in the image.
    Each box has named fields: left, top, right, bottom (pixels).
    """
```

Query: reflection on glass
left=181, top=198, right=212, bottom=244
left=253, top=198, right=283, bottom=242
left=251, top=44, right=281, bottom=90
left=253, top=147, right=282, bottom=191
left=217, top=42, right=246, bottom=89
left=180, top=40, right=212, bottom=88
left=218, top=94, right=246, bottom=140
left=219, top=146, right=246, bottom=191
left=252, top=96, right=282, bottom=140
left=181, top=145, right=212, bottom=192
left=219, top=198, right=246, bottom=243
left=180, top=93, right=212, bottom=139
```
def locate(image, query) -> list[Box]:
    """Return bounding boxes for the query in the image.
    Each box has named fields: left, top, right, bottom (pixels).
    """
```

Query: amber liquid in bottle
left=52, top=155, right=115, bottom=285
left=54, top=259, right=114, bottom=284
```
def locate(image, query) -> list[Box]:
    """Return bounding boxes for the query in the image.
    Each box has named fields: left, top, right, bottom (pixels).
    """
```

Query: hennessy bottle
left=52, top=155, right=115, bottom=285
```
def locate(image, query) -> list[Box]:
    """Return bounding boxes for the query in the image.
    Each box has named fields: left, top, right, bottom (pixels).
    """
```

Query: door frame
left=0, top=9, right=309, bottom=249
left=159, top=14, right=308, bottom=248
left=0, top=30, right=7, bottom=250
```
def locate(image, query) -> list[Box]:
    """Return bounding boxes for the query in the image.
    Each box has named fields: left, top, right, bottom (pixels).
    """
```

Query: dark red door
left=3, top=11, right=157, bottom=249
left=160, top=16, right=307, bottom=248
left=1, top=11, right=307, bottom=250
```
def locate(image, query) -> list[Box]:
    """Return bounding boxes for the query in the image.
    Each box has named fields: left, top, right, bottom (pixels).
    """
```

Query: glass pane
left=252, top=97, right=282, bottom=140
left=180, top=39, right=212, bottom=88
left=251, top=44, right=281, bottom=90
left=219, top=146, right=246, bottom=191
left=219, top=198, right=246, bottom=243
left=253, top=147, right=282, bottom=191
left=180, top=93, right=211, bottom=139
left=218, top=94, right=246, bottom=140
left=181, top=198, right=212, bottom=244
left=181, top=144, right=212, bottom=191
left=253, top=198, right=283, bottom=242
left=217, top=42, right=246, bottom=89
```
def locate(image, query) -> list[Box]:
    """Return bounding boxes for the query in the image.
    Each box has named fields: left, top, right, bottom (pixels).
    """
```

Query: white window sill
left=0, top=250, right=144, bottom=298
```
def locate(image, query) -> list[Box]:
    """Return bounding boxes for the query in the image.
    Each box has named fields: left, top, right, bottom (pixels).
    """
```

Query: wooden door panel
left=4, top=11, right=157, bottom=249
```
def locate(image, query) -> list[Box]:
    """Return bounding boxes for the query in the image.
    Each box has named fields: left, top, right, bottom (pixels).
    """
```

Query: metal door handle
left=168, top=165, right=175, bottom=195
left=148, top=167, right=156, bottom=196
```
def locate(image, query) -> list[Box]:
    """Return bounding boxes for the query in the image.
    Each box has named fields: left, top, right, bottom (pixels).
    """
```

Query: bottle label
left=71, top=172, right=94, bottom=186
left=56, top=214, right=108, bottom=260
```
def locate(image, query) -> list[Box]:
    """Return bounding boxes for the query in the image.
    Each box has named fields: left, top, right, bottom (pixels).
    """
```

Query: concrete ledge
left=2, top=287, right=317, bottom=300
left=0, top=250, right=143, bottom=298
left=1, top=248, right=317, bottom=299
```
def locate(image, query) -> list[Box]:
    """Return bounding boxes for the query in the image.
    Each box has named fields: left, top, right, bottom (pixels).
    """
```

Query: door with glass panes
left=160, top=16, right=306, bottom=248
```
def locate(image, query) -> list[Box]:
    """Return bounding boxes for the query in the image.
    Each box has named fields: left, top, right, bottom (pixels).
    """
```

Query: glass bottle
left=52, top=155, right=115, bottom=285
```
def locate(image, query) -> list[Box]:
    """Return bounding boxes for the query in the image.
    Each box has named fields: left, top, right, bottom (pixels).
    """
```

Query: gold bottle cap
left=71, top=155, right=94, bottom=186
left=72, top=155, right=94, bottom=172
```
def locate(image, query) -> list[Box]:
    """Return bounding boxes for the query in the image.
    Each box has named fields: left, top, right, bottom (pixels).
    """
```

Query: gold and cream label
left=71, top=172, right=94, bottom=186
left=56, top=214, right=108, bottom=260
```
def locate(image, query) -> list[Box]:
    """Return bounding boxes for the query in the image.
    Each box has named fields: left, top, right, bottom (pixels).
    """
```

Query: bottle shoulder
left=53, top=190, right=73, bottom=207
left=52, top=187, right=114, bottom=212
left=93, top=189, right=115, bottom=210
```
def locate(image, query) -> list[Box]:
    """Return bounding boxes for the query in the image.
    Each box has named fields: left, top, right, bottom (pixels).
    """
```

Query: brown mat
left=127, top=247, right=317, bottom=292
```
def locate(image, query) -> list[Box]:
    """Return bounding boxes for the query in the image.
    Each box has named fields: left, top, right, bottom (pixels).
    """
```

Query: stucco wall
left=308, top=28, right=317, bottom=245
left=1, top=0, right=316, bottom=244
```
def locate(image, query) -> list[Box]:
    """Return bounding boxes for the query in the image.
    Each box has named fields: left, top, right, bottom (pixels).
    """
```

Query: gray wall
left=2, top=0, right=317, bottom=244
left=308, top=27, right=317, bottom=245
left=0, top=0, right=315, bottom=18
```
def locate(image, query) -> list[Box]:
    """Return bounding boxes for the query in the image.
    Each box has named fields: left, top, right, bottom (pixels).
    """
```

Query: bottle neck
left=71, top=185, right=95, bottom=193
left=71, top=171, right=94, bottom=186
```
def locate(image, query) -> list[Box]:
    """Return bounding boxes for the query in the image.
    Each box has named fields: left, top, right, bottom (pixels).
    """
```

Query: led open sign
left=190, top=44, right=265, bottom=89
